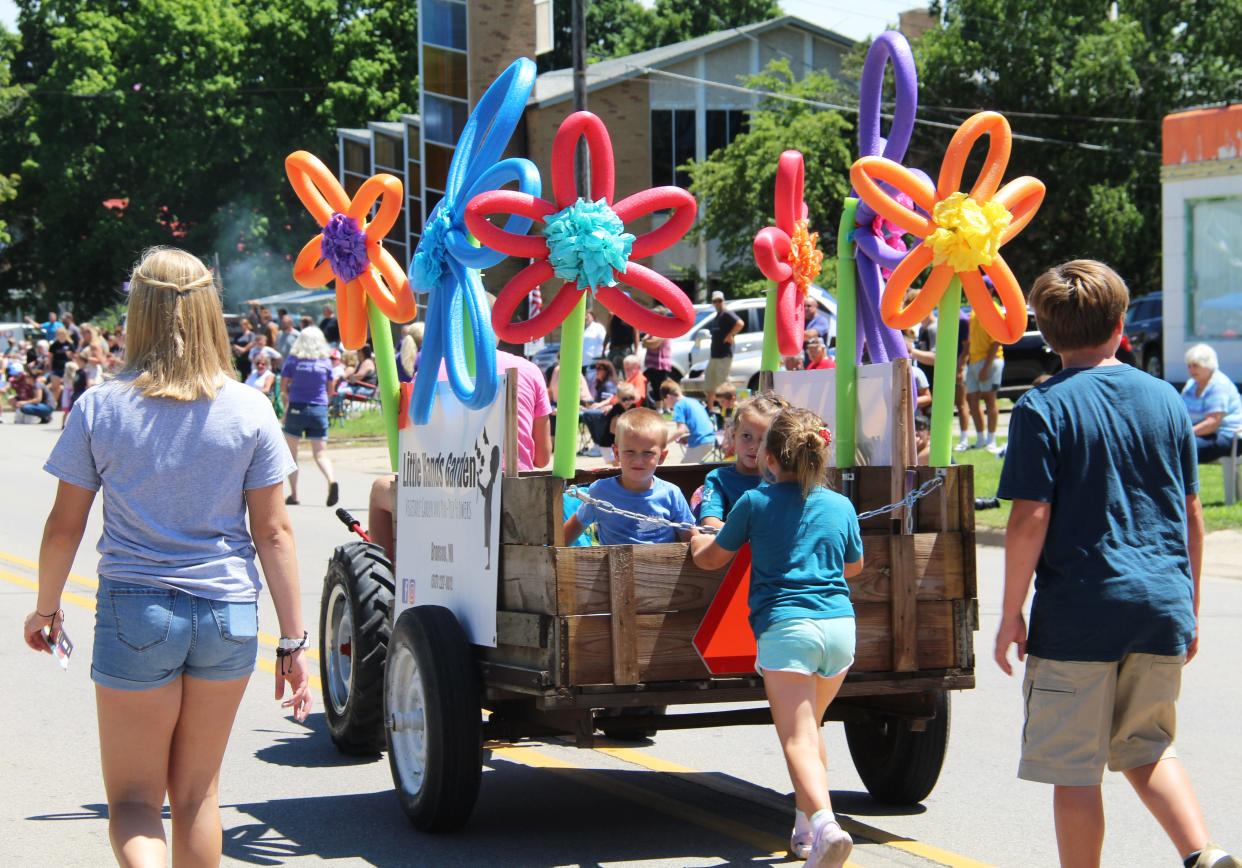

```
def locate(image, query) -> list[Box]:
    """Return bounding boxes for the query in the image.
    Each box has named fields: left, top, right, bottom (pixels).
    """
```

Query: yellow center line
left=0, top=565, right=322, bottom=693
left=0, top=549, right=319, bottom=662
left=596, top=746, right=994, bottom=868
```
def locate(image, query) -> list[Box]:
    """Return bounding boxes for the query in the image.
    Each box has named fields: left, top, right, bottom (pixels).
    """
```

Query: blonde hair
left=615, top=382, right=637, bottom=401
left=614, top=407, right=668, bottom=448
left=733, top=390, right=790, bottom=432
left=290, top=326, right=331, bottom=359
left=122, top=247, right=234, bottom=400
left=659, top=379, right=682, bottom=398
left=1028, top=260, right=1129, bottom=352
left=716, top=382, right=736, bottom=400
left=765, top=407, right=830, bottom=498
left=399, top=321, right=424, bottom=376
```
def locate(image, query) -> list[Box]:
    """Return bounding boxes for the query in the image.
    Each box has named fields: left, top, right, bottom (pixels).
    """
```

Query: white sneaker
left=807, top=820, right=852, bottom=868
left=986, top=441, right=1005, bottom=455
left=953, top=440, right=970, bottom=452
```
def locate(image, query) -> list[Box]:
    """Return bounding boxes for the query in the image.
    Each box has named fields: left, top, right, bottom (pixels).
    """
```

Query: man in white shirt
left=582, top=309, right=606, bottom=364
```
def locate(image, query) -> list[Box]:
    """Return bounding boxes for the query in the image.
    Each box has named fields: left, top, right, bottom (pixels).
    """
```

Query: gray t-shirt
left=44, top=376, right=296, bottom=601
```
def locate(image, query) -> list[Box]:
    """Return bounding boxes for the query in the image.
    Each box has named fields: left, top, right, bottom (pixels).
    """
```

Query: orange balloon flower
left=285, top=151, right=416, bottom=350
left=849, top=112, right=1045, bottom=344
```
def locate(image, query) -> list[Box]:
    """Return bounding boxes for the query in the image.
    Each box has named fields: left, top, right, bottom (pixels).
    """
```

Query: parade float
left=290, top=37, right=1030, bottom=831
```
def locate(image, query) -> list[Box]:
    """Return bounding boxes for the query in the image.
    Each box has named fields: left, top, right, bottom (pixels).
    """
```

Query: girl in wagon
left=692, top=407, right=862, bottom=868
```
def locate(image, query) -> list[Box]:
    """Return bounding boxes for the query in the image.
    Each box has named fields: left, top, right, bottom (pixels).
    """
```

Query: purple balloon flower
left=320, top=213, right=369, bottom=283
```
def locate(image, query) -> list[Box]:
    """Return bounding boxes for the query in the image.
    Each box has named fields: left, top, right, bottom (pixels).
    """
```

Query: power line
left=635, top=65, right=1160, bottom=156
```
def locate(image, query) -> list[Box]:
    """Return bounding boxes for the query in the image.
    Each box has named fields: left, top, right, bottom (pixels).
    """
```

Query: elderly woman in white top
left=1181, top=343, right=1242, bottom=463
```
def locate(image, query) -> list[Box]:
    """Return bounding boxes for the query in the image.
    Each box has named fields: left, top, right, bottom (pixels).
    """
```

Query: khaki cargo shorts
left=704, top=356, right=733, bottom=393
left=1019, top=653, right=1183, bottom=787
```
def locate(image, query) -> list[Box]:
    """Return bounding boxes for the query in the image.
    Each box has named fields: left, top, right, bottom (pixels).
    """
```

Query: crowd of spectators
left=1, top=310, right=124, bottom=425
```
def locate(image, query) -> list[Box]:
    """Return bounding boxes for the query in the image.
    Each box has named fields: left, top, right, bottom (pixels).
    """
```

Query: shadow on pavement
left=219, top=756, right=801, bottom=866
left=252, top=713, right=384, bottom=769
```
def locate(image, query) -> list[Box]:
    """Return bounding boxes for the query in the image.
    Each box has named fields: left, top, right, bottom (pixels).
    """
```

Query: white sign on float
left=395, top=382, right=505, bottom=647
left=774, top=363, right=899, bottom=466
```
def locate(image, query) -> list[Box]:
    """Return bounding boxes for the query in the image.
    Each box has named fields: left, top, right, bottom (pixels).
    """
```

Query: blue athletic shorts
left=91, top=578, right=259, bottom=690
left=755, top=616, right=856, bottom=678
left=283, top=402, right=329, bottom=440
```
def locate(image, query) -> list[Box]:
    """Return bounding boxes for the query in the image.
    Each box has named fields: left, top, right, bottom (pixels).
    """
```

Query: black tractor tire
left=320, top=542, right=394, bottom=756
left=844, top=690, right=951, bottom=805
left=385, top=606, right=483, bottom=833
left=598, top=705, right=668, bottom=740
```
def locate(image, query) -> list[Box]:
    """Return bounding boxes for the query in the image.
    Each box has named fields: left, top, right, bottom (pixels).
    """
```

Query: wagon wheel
left=320, top=542, right=394, bottom=755
left=385, top=605, right=483, bottom=832
left=844, top=690, right=950, bottom=805
left=598, top=705, right=667, bottom=741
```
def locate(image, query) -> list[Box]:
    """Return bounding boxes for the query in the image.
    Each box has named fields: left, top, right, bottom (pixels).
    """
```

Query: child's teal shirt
left=698, top=464, right=763, bottom=521
left=714, top=481, right=862, bottom=635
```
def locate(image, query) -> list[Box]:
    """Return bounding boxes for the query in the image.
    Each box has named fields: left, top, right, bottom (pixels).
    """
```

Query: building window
left=374, top=134, right=402, bottom=172
left=651, top=109, right=748, bottom=189
left=421, top=0, right=466, bottom=51
left=423, top=45, right=468, bottom=101
left=344, top=140, right=369, bottom=175
left=423, top=93, right=468, bottom=146
left=1187, top=196, right=1242, bottom=340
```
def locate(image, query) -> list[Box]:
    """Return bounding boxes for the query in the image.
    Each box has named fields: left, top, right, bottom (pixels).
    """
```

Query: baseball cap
left=710, top=290, right=725, bottom=301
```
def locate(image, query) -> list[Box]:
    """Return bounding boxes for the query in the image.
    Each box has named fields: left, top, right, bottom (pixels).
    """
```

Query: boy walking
left=995, top=260, right=1235, bottom=868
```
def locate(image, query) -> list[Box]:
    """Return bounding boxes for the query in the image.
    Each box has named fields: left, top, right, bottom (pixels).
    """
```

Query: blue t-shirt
left=672, top=397, right=715, bottom=447
left=44, top=376, right=297, bottom=601
left=1181, top=369, right=1242, bottom=440
left=998, top=365, right=1198, bottom=662
left=699, top=464, right=763, bottom=521
left=574, top=475, right=694, bottom=545
left=715, top=482, right=862, bottom=635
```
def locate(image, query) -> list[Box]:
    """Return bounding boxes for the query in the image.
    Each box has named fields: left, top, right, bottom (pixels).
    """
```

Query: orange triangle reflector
left=693, top=544, right=758, bottom=675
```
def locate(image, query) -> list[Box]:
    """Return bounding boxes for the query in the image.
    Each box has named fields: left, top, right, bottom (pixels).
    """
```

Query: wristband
left=276, top=632, right=308, bottom=655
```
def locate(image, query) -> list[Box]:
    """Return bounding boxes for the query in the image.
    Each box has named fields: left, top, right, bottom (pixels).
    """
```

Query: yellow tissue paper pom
left=926, top=192, right=1013, bottom=272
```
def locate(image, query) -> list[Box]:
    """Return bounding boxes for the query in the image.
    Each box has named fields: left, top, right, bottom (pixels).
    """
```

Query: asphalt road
left=2, top=420, right=1239, bottom=867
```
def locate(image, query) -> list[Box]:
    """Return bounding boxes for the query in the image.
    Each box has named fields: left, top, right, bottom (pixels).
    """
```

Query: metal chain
left=854, top=474, right=945, bottom=520
left=566, top=473, right=944, bottom=536
left=565, top=486, right=720, bottom=535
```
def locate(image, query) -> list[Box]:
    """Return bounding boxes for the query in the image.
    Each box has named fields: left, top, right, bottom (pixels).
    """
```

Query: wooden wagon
left=319, top=432, right=977, bottom=831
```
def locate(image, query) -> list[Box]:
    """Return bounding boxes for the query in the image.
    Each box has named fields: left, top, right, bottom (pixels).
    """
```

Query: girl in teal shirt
left=692, top=408, right=863, bottom=868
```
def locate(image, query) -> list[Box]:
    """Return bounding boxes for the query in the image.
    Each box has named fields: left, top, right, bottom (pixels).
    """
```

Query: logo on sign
left=402, top=578, right=416, bottom=605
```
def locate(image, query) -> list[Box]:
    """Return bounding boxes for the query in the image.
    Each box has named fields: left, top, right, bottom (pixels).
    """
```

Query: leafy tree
left=1, top=0, right=417, bottom=314
left=913, top=0, right=1242, bottom=292
left=0, top=29, right=23, bottom=248
left=688, top=61, right=854, bottom=296
left=620, top=0, right=782, bottom=54
left=536, top=0, right=650, bottom=73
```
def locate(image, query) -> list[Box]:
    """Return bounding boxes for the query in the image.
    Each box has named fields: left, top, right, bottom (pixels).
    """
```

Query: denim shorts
left=283, top=402, right=329, bottom=440
left=92, top=578, right=259, bottom=690
left=756, top=616, right=856, bottom=678
left=965, top=358, right=1004, bottom=392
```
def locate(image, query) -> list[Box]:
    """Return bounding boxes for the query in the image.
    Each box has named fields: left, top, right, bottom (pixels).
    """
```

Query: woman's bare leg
left=764, top=670, right=846, bottom=816
left=96, top=680, right=183, bottom=867
left=284, top=433, right=300, bottom=500
left=167, top=676, right=250, bottom=868
left=310, top=438, right=335, bottom=486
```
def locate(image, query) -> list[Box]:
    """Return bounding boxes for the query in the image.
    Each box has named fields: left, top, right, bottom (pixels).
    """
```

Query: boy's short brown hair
left=715, top=382, right=736, bottom=400
left=1028, top=260, right=1129, bottom=352
left=659, top=379, right=682, bottom=398
left=614, top=407, right=668, bottom=448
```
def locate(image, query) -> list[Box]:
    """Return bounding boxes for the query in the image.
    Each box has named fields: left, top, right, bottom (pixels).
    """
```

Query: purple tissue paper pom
left=320, top=213, right=369, bottom=282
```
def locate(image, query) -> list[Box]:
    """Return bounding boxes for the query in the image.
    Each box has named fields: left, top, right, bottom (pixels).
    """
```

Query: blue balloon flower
left=407, top=57, right=542, bottom=424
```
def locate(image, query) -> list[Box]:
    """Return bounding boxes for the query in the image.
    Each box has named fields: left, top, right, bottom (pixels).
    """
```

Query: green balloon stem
left=367, top=299, right=400, bottom=472
left=553, top=294, right=587, bottom=479
left=834, top=198, right=858, bottom=469
left=929, top=277, right=963, bottom=467
left=462, top=293, right=477, bottom=378
left=761, top=285, right=779, bottom=373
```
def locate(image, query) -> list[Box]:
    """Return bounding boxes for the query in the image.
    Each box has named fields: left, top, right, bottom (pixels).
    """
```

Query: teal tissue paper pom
left=411, top=206, right=454, bottom=291
left=543, top=198, right=634, bottom=292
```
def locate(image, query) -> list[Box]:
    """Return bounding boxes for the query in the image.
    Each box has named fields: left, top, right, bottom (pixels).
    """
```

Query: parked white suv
left=675, top=288, right=837, bottom=394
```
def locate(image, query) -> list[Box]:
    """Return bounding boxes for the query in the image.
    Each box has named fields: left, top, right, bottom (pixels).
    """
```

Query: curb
left=974, top=525, right=1006, bottom=547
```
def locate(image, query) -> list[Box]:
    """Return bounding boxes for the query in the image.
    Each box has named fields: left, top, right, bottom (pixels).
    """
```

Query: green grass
left=958, top=438, right=1241, bottom=532
left=332, top=405, right=388, bottom=441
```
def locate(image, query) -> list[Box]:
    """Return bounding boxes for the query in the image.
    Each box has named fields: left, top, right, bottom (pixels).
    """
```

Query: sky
left=0, top=1, right=919, bottom=43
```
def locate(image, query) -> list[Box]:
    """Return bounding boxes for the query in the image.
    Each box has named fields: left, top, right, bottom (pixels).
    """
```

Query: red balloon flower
left=753, top=150, right=824, bottom=356
left=465, top=111, right=698, bottom=343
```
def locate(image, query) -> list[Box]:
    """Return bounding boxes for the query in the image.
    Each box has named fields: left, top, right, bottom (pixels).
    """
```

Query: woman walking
left=22, top=247, right=311, bottom=867
left=280, top=325, right=339, bottom=506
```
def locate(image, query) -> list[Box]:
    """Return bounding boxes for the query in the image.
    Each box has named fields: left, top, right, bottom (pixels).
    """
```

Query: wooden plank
left=563, top=601, right=956, bottom=685
left=501, top=474, right=561, bottom=546
left=889, top=533, right=918, bottom=672
left=513, top=534, right=965, bottom=619
left=959, top=463, right=978, bottom=599
left=496, top=611, right=553, bottom=649
left=608, top=546, right=639, bottom=685
left=889, top=358, right=912, bottom=521
left=503, top=369, right=519, bottom=478
left=499, top=545, right=557, bottom=614
left=915, top=465, right=962, bottom=534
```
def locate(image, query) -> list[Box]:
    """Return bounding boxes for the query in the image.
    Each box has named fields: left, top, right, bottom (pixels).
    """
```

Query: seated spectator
left=249, top=333, right=281, bottom=371
left=599, top=382, right=639, bottom=461
left=581, top=360, right=619, bottom=450
left=563, top=407, right=694, bottom=545
left=782, top=354, right=803, bottom=371
left=1181, top=343, right=1242, bottom=463
left=805, top=335, right=835, bottom=370
left=6, top=365, right=37, bottom=415
left=547, top=362, right=591, bottom=409
left=245, top=355, right=276, bottom=396
left=622, top=353, right=648, bottom=404
left=15, top=368, right=54, bottom=423
left=913, top=364, right=932, bottom=413
left=659, top=379, right=716, bottom=464
left=338, top=344, right=378, bottom=400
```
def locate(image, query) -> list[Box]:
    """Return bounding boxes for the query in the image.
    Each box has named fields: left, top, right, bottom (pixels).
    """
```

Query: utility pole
left=571, top=0, right=589, bottom=199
